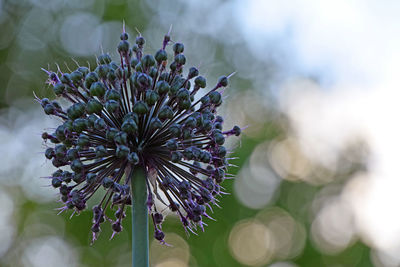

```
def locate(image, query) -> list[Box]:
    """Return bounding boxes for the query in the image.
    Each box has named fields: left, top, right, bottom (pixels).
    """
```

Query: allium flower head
left=39, top=29, right=241, bottom=243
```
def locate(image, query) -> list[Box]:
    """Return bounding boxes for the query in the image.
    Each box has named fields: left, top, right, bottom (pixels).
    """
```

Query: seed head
left=39, top=29, right=241, bottom=243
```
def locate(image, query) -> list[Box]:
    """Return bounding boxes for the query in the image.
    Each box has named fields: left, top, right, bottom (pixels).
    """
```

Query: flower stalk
left=130, top=165, right=149, bottom=267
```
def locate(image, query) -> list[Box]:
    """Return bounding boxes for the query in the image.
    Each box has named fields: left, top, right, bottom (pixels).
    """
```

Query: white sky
left=235, top=0, right=400, bottom=263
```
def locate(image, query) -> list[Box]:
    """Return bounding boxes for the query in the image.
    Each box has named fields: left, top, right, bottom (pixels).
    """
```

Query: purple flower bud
left=39, top=29, right=241, bottom=243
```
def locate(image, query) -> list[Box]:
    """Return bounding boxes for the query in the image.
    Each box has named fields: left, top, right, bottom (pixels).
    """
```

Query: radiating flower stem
left=130, top=165, right=149, bottom=267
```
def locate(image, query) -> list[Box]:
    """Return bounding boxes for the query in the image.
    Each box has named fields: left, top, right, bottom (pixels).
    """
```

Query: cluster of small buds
left=39, top=28, right=241, bottom=243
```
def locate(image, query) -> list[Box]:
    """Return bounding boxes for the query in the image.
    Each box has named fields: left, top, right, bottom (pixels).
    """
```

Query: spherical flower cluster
left=39, top=29, right=241, bottom=243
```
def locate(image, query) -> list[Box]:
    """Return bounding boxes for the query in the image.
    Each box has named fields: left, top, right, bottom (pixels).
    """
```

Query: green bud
left=182, top=128, right=192, bottom=140
left=86, top=173, right=97, bottom=184
left=102, top=177, right=114, bottom=188
left=133, top=101, right=149, bottom=114
left=52, top=101, right=61, bottom=109
left=188, top=67, right=199, bottom=79
left=124, top=112, right=139, bottom=124
left=215, top=168, right=225, bottom=184
left=171, top=151, right=183, bottom=163
left=96, top=145, right=107, bottom=157
left=94, top=118, right=106, bottom=130
left=105, top=100, right=119, bottom=113
left=53, top=83, right=65, bottom=95
left=178, top=99, right=191, bottom=110
left=169, top=124, right=181, bottom=137
left=105, top=89, right=121, bottom=101
left=156, top=81, right=170, bottom=94
left=72, top=172, right=83, bottom=183
left=232, top=125, right=241, bottom=136
left=150, top=118, right=162, bottom=130
left=98, top=54, right=112, bottom=64
left=90, top=82, right=106, bottom=97
left=107, top=69, right=117, bottom=81
left=177, top=88, right=190, bottom=100
left=185, top=116, right=197, bottom=128
left=44, top=104, right=55, bottom=115
left=159, top=72, right=169, bottom=81
left=145, top=90, right=159, bottom=106
left=54, top=144, right=67, bottom=158
left=66, top=148, right=79, bottom=161
left=73, top=118, right=88, bottom=133
left=173, top=42, right=184, bottom=54
left=142, top=54, right=156, bottom=68
left=218, top=76, right=228, bottom=87
left=195, top=76, right=206, bottom=88
left=71, top=159, right=83, bottom=172
left=60, top=73, right=71, bottom=84
left=121, top=119, right=138, bottom=134
left=136, top=36, right=145, bottom=46
left=136, top=73, right=152, bottom=88
left=170, top=61, right=177, bottom=72
left=95, top=65, right=109, bottom=79
left=41, top=98, right=50, bottom=107
left=77, top=67, right=89, bottom=76
left=135, top=62, right=143, bottom=72
left=201, top=151, right=211, bottom=163
left=209, top=91, right=222, bottom=104
left=174, top=54, right=186, bottom=65
left=202, top=119, right=212, bottom=132
left=166, top=139, right=178, bottom=150
left=120, top=32, right=129, bottom=40
left=77, top=134, right=90, bottom=147
left=158, top=106, right=174, bottom=120
left=114, top=131, right=128, bottom=145
left=214, top=133, right=225, bottom=145
left=155, top=49, right=167, bottom=63
left=106, top=128, right=118, bottom=141
left=52, top=178, right=62, bottom=188
left=217, top=146, right=227, bottom=157
left=67, top=103, right=85, bottom=120
left=149, top=67, right=157, bottom=78
left=86, top=99, right=103, bottom=114
left=201, top=95, right=210, bottom=104
left=87, top=114, right=97, bottom=127
left=214, top=122, right=222, bottom=130
left=118, top=40, right=130, bottom=53
left=84, top=72, right=99, bottom=88
left=116, top=145, right=130, bottom=158
left=184, top=147, right=194, bottom=160
left=45, top=148, right=54, bottom=159
left=130, top=58, right=139, bottom=68
left=70, top=70, right=83, bottom=84
left=64, top=121, right=75, bottom=132
left=62, top=171, right=73, bottom=183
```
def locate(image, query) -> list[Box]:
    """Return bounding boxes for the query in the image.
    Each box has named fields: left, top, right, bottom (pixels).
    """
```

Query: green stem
left=130, top=165, right=149, bottom=267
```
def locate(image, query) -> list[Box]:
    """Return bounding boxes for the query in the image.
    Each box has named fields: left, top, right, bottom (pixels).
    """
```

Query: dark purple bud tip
left=232, top=125, right=241, bottom=136
left=91, top=223, right=100, bottom=233
left=115, top=209, right=126, bottom=219
left=217, top=76, right=228, bottom=87
left=173, top=42, right=184, bottom=54
left=112, top=222, right=122, bottom=233
left=154, top=229, right=165, bottom=241
left=136, top=36, right=145, bottom=46
left=153, top=213, right=164, bottom=224
left=118, top=40, right=130, bottom=54
left=120, top=32, right=129, bottom=41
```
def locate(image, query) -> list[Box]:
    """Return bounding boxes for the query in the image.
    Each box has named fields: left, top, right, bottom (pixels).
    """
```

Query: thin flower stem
left=130, top=165, right=149, bottom=267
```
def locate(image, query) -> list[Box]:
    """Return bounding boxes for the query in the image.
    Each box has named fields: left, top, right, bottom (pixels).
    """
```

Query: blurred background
left=0, top=0, right=399, bottom=266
